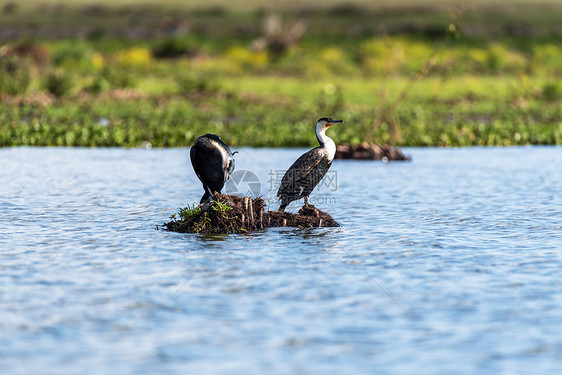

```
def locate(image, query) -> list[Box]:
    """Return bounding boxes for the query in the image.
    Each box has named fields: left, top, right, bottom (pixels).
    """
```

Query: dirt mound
left=266, top=204, right=339, bottom=228
left=164, top=193, right=338, bottom=234
left=335, top=143, right=411, bottom=161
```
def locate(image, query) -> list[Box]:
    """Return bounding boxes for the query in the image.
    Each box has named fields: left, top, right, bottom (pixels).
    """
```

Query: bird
left=277, top=117, right=344, bottom=211
left=190, top=134, right=236, bottom=203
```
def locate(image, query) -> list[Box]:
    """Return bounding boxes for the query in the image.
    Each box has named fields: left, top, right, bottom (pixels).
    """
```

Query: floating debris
left=334, top=143, right=411, bottom=161
left=164, top=193, right=338, bottom=234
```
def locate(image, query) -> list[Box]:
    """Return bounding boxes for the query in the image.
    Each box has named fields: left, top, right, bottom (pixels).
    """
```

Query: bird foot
left=199, top=195, right=214, bottom=211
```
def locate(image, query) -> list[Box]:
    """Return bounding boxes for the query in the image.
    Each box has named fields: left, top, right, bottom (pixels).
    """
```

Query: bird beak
left=327, top=120, right=344, bottom=127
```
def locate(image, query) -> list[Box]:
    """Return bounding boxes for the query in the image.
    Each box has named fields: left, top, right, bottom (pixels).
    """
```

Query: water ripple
left=1, top=146, right=561, bottom=375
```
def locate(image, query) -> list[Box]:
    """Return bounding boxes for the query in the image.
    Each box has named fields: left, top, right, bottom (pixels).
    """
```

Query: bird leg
left=304, top=196, right=309, bottom=206
left=199, top=186, right=214, bottom=211
left=206, top=186, right=215, bottom=202
left=200, top=200, right=212, bottom=212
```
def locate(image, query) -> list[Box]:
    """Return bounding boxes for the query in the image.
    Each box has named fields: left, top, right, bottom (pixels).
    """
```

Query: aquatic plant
left=175, top=203, right=201, bottom=221
left=211, top=200, right=233, bottom=215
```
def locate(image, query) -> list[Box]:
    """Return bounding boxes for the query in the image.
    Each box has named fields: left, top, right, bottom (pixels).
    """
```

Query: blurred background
left=0, top=0, right=561, bottom=148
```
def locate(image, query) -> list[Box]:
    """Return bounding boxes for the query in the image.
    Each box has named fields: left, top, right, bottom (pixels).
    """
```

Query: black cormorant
left=277, top=118, right=344, bottom=211
left=190, top=134, right=236, bottom=203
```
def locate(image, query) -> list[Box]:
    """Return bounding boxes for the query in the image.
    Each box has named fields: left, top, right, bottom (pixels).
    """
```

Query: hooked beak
left=327, top=119, right=344, bottom=127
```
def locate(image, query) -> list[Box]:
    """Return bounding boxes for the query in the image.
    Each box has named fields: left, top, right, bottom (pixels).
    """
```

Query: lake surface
left=1, top=146, right=561, bottom=374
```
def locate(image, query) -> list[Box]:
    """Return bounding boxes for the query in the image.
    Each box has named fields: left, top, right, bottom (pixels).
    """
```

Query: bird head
left=316, top=117, right=344, bottom=131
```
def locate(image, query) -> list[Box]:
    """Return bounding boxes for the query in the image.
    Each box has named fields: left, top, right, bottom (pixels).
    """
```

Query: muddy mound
left=335, top=143, right=411, bottom=161
left=164, top=193, right=338, bottom=234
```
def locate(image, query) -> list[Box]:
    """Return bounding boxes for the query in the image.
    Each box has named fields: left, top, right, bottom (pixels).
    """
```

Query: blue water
left=1, top=147, right=561, bottom=374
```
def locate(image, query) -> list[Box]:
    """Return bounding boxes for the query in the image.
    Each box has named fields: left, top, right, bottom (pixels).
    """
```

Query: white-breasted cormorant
left=277, top=118, right=344, bottom=211
left=190, top=134, right=236, bottom=203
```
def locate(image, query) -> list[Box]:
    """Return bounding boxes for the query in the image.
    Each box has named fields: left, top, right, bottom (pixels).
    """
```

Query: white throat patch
left=316, top=123, right=336, bottom=160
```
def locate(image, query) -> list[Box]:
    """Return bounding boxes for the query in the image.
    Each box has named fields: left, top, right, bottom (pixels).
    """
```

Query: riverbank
left=1, top=1, right=561, bottom=147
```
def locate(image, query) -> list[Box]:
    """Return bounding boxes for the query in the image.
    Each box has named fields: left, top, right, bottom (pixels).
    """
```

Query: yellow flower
left=91, top=52, right=105, bottom=69
left=319, top=47, right=345, bottom=62
left=116, top=47, right=152, bottom=67
left=225, top=47, right=269, bottom=69
left=250, top=51, right=268, bottom=68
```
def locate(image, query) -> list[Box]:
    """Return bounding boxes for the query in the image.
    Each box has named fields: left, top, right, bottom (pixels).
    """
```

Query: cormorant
left=277, top=118, right=344, bottom=211
left=190, top=134, right=236, bottom=203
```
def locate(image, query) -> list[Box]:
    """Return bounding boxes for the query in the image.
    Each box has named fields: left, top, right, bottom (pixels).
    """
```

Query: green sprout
left=177, top=203, right=201, bottom=221
left=211, top=200, right=233, bottom=214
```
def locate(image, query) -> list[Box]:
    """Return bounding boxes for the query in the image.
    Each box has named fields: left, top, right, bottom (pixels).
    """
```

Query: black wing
left=277, top=147, right=325, bottom=198
left=190, top=134, right=235, bottom=193
left=203, top=134, right=235, bottom=183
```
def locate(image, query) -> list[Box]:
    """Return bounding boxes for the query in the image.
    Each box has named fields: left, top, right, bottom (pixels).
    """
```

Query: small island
left=164, top=193, right=339, bottom=234
left=335, top=143, right=411, bottom=161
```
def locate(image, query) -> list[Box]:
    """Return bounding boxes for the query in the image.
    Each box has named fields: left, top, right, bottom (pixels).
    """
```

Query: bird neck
left=316, top=124, right=336, bottom=160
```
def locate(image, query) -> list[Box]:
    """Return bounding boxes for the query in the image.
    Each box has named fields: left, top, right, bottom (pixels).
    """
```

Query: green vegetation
left=0, top=1, right=561, bottom=147
left=166, top=195, right=261, bottom=234
left=168, top=202, right=218, bottom=234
